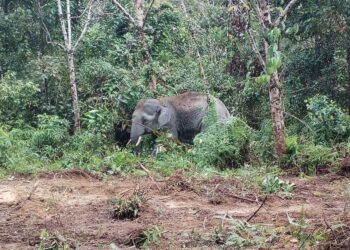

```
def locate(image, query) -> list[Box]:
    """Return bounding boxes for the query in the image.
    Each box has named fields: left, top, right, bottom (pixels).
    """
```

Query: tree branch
left=66, top=0, right=72, bottom=49
left=273, top=0, right=299, bottom=27
left=111, top=0, right=135, bottom=23
left=142, top=0, right=155, bottom=28
left=246, top=195, right=267, bottom=222
left=74, top=0, right=93, bottom=50
left=37, top=0, right=65, bottom=50
left=57, top=0, right=69, bottom=50
left=71, top=0, right=92, bottom=19
left=253, top=0, right=267, bottom=28
left=247, top=29, right=266, bottom=68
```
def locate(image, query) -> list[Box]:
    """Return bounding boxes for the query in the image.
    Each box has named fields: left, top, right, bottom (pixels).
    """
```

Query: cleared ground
left=0, top=170, right=349, bottom=249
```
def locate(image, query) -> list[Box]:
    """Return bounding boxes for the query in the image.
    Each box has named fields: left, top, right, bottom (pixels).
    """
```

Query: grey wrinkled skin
left=130, top=92, right=230, bottom=150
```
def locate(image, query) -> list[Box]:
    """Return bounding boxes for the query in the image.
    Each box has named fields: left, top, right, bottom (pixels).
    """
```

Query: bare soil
left=0, top=170, right=349, bottom=249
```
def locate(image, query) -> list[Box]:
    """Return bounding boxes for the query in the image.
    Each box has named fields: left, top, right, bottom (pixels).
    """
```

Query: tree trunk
left=134, top=0, right=150, bottom=63
left=260, top=0, right=286, bottom=159
left=134, top=0, right=144, bottom=31
left=269, top=73, right=286, bottom=158
left=346, top=32, right=350, bottom=114
left=57, top=0, right=81, bottom=133
left=134, top=0, right=155, bottom=91
left=67, top=49, right=81, bottom=132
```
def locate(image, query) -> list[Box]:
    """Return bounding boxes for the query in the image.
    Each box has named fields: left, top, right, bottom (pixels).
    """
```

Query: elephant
left=129, top=91, right=230, bottom=149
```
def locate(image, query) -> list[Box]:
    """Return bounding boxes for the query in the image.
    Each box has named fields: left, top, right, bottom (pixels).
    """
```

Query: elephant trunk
left=130, top=117, right=145, bottom=147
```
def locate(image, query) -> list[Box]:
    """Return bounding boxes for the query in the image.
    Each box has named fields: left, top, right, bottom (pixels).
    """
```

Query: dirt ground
left=0, top=170, right=349, bottom=249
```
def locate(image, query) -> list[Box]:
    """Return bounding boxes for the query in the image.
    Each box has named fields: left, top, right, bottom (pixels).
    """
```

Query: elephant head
left=130, top=99, right=173, bottom=147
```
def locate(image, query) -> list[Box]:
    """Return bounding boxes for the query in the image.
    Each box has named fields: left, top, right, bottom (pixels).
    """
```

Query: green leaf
left=255, top=74, right=271, bottom=85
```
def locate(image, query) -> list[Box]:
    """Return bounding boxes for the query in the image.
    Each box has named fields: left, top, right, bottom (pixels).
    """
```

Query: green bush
left=282, top=140, right=339, bottom=175
left=193, top=117, right=251, bottom=168
left=0, top=72, right=40, bottom=126
left=99, top=150, right=139, bottom=175
left=261, top=174, right=294, bottom=194
left=250, top=120, right=275, bottom=162
left=30, top=115, right=69, bottom=159
left=82, top=106, right=117, bottom=136
left=0, top=128, right=12, bottom=166
left=306, top=95, right=350, bottom=144
left=0, top=126, right=43, bottom=173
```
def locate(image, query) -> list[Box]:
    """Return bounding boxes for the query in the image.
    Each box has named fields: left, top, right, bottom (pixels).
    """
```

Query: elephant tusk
left=126, top=139, right=131, bottom=146
left=135, top=136, right=142, bottom=146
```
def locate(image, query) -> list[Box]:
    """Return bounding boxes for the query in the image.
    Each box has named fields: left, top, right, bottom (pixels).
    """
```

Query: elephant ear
left=158, top=106, right=171, bottom=127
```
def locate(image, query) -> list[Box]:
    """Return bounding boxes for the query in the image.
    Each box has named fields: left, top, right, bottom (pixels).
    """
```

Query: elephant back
left=162, top=92, right=208, bottom=113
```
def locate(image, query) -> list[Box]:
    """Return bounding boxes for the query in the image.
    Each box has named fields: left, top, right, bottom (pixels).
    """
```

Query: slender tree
left=235, top=0, right=298, bottom=158
left=39, top=0, right=95, bottom=133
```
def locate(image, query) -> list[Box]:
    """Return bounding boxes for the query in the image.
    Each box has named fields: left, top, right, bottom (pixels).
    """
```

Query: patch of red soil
left=0, top=170, right=349, bottom=249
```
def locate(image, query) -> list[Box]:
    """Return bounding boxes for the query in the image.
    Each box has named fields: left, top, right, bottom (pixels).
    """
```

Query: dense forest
left=1, top=0, right=350, bottom=249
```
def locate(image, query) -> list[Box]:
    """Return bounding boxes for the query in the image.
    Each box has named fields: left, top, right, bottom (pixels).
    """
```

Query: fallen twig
left=138, top=163, right=161, bottom=191
left=323, top=214, right=336, bottom=240
left=229, top=193, right=259, bottom=203
left=1, top=181, right=40, bottom=222
left=12, top=181, right=39, bottom=211
left=246, top=195, right=268, bottom=222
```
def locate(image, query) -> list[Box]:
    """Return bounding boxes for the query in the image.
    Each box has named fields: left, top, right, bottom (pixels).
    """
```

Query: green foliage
left=0, top=128, right=12, bottom=166
left=261, top=174, right=294, bottom=195
left=250, top=120, right=275, bottom=162
left=0, top=0, right=349, bottom=180
left=82, top=106, right=116, bottom=136
left=136, top=226, right=164, bottom=249
left=147, top=132, right=194, bottom=176
left=194, top=117, right=251, bottom=169
left=0, top=72, right=40, bottom=126
left=0, top=126, right=43, bottom=173
left=287, top=207, right=326, bottom=249
left=306, top=95, right=350, bottom=144
left=285, top=135, right=300, bottom=155
left=37, top=229, right=73, bottom=250
left=30, top=115, right=69, bottom=160
left=282, top=141, right=339, bottom=175
left=111, top=192, right=144, bottom=220
left=99, top=150, right=139, bottom=175
left=0, top=123, right=138, bottom=175
left=211, top=216, right=276, bottom=248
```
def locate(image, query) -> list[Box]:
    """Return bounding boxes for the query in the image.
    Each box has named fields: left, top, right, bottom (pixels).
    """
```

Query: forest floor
left=0, top=169, right=349, bottom=249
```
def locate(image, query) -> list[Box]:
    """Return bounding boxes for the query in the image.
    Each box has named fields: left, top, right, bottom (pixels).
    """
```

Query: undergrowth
left=135, top=226, right=164, bottom=249
left=287, top=207, right=326, bottom=249
left=0, top=110, right=347, bottom=179
left=187, top=216, right=277, bottom=248
left=110, top=192, right=144, bottom=220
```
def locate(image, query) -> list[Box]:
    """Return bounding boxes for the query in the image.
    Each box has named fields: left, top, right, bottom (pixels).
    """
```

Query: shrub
left=0, top=126, right=43, bottom=173
left=135, top=226, right=164, bottom=249
left=0, top=128, right=12, bottom=166
left=261, top=174, right=294, bottom=195
left=30, top=115, right=69, bottom=159
left=82, top=106, right=117, bottom=136
left=99, top=150, right=139, bottom=175
left=111, top=192, right=144, bottom=220
left=282, top=141, right=339, bottom=175
left=250, top=120, right=275, bottom=162
left=193, top=117, right=251, bottom=169
left=0, top=72, right=40, bottom=126
left=306, top=95, right=350, bottom=144
left=210, top=216, right=275, bottom=248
